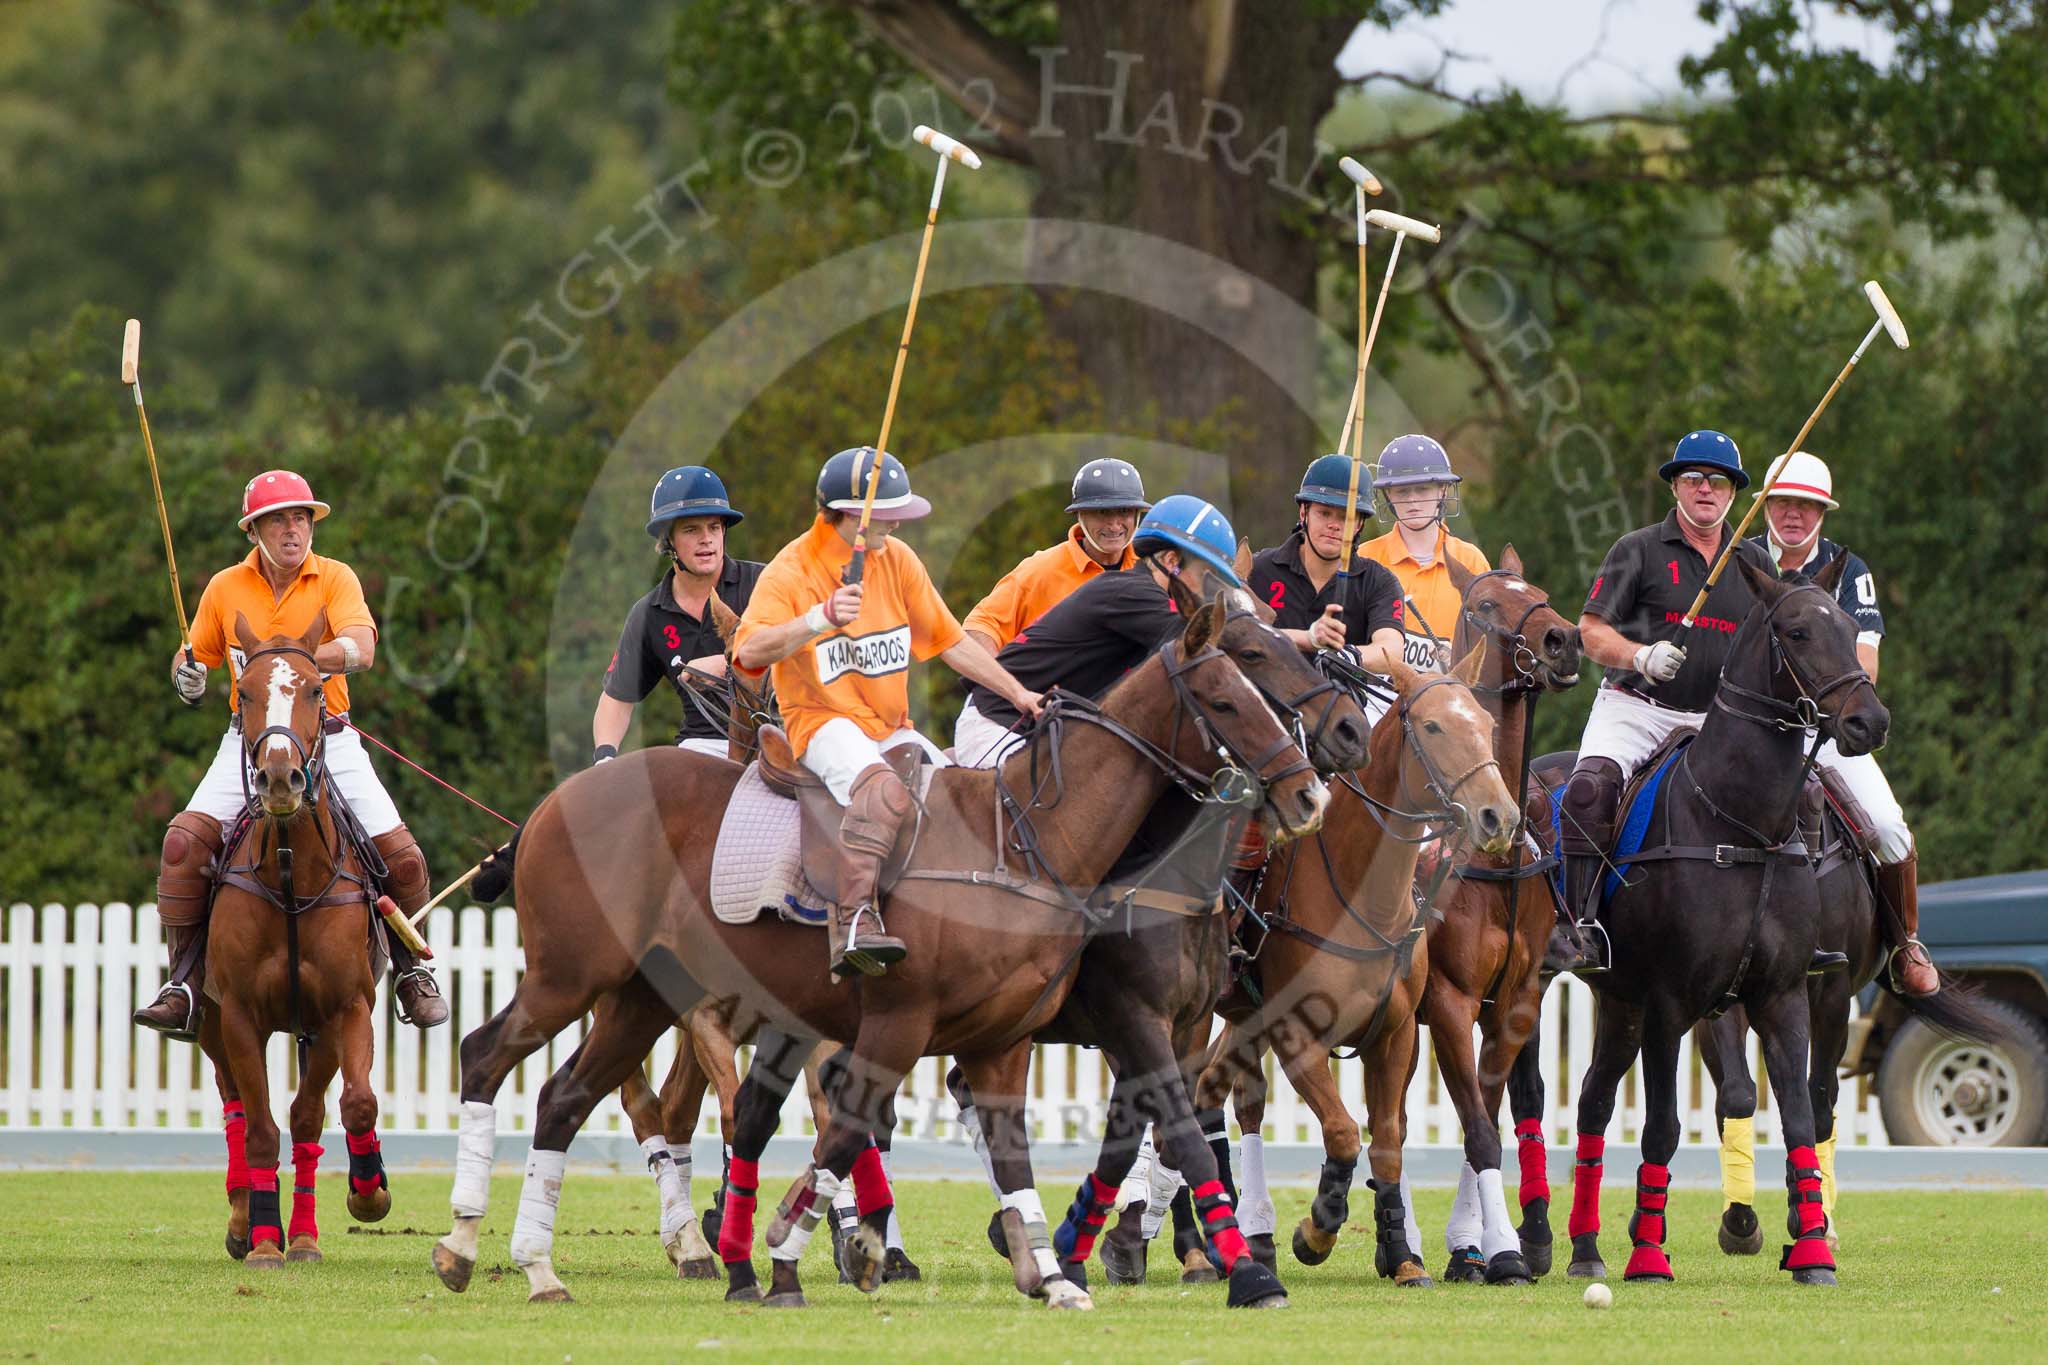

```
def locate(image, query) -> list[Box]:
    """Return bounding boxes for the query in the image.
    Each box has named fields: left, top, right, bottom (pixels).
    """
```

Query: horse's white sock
left=1118, top=1127, right=1156, bottom=1210
left=1000, top=1187, right=1062, bottom=1282
left=1399, top=1172, right=1423, bottom=1258
left=1445, top=1162, right=1483, bottom=1254
left=956, top=1103, right=1004, bottom=1198
left=1477, top=1167, right=1519, bottom=1261
left=510, top=1148, right=567, bottom=1267
left=450, top=1100, right=495, bottom=1219
left=1237, top=1133, right=1276, bottom=1237
left=770, top=1169, right=842, bottom=1263
left=1142, top=1156, right=1183, bottom=1240
left=879, top=1149, right=904, bottom=1250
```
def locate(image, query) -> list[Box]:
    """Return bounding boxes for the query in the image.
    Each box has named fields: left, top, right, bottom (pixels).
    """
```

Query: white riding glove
left=173, top=658, right=208, bottom=705
left=1633, top=640, right=1686, bottom=684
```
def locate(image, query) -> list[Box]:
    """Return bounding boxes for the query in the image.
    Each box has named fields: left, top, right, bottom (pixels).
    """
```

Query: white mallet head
left=913, top=125, right=982, bottom=170
left=1338, top=157, right=1383, bottom=196
left=1365, top=208, right=1443, bottom=244
left=1863, top=280, right=1909, bottom=350
left=121, top=318, right=141, bottom=385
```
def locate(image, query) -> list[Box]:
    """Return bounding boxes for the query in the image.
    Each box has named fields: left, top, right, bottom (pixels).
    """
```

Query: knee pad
left=842, top=765, right=912, bottom=857
left=371, top=826, right=431, bottom=913
left=158, top=811, right=225, bottom=926
left=1561, top=759, right=1623, bottom=852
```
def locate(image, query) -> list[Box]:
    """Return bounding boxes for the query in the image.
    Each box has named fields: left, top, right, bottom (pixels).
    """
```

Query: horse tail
left=1881, top=972, right=2005, bottom=1045
left=469, top=829, right=521, bottom=904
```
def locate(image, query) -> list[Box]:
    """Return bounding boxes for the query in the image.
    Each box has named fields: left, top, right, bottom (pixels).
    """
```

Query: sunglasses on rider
left=1674, top=471, right=1734, bottom=492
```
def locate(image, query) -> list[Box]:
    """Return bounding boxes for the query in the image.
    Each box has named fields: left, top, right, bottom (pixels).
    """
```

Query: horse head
left=1448, top=545, right=1581, bottom=692
left=1380, top=652, right=1519, bottom=857
left=233, top=608, right=329, bottom=819
left=1734, top=555, right=1889, bottom=756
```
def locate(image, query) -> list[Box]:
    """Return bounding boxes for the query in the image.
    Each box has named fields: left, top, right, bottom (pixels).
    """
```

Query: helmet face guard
left=1374, top=481, right=1461, bottom=526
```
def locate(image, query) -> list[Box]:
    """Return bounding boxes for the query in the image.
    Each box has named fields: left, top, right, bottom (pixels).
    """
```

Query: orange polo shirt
left=735, top=516, right=966, bottom=756
left=188, top=550, right=377, bottom=715
left=1356, top=527, right=1490, bottom=670
left=962, top=523, right=1137, bottom=649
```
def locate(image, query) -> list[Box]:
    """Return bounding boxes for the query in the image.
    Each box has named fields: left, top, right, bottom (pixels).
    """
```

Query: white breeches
left=951, top=698, right=1026, bottom=770
left=677, top=737, right=732, bottom=759
left=184, top=724, right=401, bottom=835
left=800, top=716, right=949, bottom=805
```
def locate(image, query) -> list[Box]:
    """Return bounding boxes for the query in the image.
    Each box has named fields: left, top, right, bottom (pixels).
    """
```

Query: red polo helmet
left=238, top=470, right=332, bottom=531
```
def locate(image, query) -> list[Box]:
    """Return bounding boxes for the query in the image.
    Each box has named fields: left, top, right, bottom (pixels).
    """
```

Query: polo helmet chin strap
left=1675, top=495, right=1733, bottom=533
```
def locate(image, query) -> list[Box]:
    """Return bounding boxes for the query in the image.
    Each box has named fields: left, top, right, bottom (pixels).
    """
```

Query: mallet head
left=121, top=318, right=141, bottom=385
left=1338, top=157, right=1383, bottom=196
left=912, top=125, right=982, bottom=170
left=1863, top=280, right=1909, bottom=350
left=1365, top=208, right=1442, bottom=244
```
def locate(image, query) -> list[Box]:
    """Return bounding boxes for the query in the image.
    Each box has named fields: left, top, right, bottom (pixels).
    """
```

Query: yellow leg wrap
left=1720, top=1115, right=1756, bottom=1210
left=1817, top=1126, right=1838, bottom=1222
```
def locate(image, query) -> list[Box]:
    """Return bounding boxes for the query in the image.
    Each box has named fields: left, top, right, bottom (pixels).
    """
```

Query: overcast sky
left=1339, top=0, right=1897, bottom=112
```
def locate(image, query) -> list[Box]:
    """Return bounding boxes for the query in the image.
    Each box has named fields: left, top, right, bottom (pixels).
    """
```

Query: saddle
left=753, top=724, right=923, bottom=906
left=1541, top=730, right=1693, bottom=914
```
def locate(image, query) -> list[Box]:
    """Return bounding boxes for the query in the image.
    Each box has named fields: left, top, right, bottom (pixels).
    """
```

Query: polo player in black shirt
left=594, top=466, right=763, bottom=763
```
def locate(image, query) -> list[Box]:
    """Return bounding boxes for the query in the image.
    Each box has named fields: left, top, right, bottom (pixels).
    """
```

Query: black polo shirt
left=1584, top=510, right=1774, bottom=712
left=1246, top=530, right=1404, bottom=645
left=602, top=557, right=765, bottom=743
left=968, top=567, right=1183, bottom=728
left=1747, top=534, right=1884, bottom=640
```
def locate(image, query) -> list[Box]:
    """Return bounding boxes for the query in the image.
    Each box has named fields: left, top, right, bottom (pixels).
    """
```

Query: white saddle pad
left=710, top=764, right=831, bottom=927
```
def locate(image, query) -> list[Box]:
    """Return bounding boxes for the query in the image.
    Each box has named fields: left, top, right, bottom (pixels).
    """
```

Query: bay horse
left=1537, top=555, right=1889, bottom=1287
left=1194, top=649, right=1522, bottom=1288
left=1416, top=548, right=1584, bottom=1285
left=430, top=600, right=1329, bottom=1309
left=195, top=610, right=393, bottom=1268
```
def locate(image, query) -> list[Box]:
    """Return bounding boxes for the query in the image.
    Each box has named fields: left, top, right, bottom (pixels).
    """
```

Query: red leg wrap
left=1623, top=1161, right=1673, bottom=1279
left=289, top=1142, right=323, bottom=1241
left=345, top=1128, right=384, bottom=1197
left=1786, top=1145, right=1828, bottom=1237
left=850, top=1144, right=891, bottom=1217
left=1514, top=1118, right=1551, bottom=1206
left=1191, top=1178, right=1249, bottom=1270
left=1065, top=1172, right=1120, bottom=1262
left=223, top=1102, right=250, bottom=1194
left=718, top=1157, right=759, bottom=1263
left=248, top=1165, right=282, bottom=1249
left=1566, top=1134, right=1605, bottom=1239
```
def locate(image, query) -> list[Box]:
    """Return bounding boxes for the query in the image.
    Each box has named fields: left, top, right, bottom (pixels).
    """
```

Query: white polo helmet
left=1759, top=451, right=1838, bottom=510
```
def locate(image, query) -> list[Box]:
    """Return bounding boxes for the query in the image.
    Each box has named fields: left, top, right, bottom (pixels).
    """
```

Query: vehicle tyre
left=1877, top=998, right=2048, bottom=1146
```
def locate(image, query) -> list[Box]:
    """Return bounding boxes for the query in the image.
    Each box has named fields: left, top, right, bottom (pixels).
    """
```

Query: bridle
left=1711, top=583, right=1877, bottom=740
left=1316, top=652, right=1500, bottom=843
left=1456, top=570, right=1563, bottom=698
left=236, top=642, right=329, bottom=807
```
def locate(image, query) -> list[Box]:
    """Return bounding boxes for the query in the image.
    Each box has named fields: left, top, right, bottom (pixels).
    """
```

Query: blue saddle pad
left=1548, top=739, right=1691, bottom=912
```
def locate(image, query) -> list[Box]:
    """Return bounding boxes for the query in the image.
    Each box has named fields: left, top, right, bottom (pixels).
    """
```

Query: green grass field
left=0, top=1172, right=2041, bottom=1362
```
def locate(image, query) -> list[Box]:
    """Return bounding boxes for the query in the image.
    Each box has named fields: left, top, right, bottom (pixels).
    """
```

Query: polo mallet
left=1339, top=206, right=1442, bottom=575
left=374, top=855, right=492, bottom=960
left=1330, top=159, right=1384, bottom=574
left=1682, top=280, right=1910, bottom=628
left=123, top=319, right=194, bottom=668
left=845, top=124, right=980, bottom=585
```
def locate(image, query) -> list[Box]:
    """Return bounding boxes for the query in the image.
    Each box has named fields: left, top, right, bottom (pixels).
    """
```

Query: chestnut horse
left=196, top=610, right=393, bottom=1268
left=431, top=601, right=1328, bottom=1309
left=1195, top=651, right=1521, bottom=1287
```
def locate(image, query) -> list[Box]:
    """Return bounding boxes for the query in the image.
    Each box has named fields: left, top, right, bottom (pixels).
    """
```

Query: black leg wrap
left=1170, top=1187, right=1204, bottom=1263
left=1197, top=1107, right=1238, bottom=1208
left=1369, top=1178, right=1414, bottom=1279
left=985, top=1207, right=1010, bottom=1260
left=1312, top=1156, right=1357, bottom=1237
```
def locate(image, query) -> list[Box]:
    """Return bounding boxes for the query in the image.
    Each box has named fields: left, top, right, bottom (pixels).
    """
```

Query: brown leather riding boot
left=830, top=764, right=912, bottom=979
left=134, top=811, right=224, bottom=1042
left=1878, top=849, right=1937, bottom=997
left=372, top=826, right=448, bottom=1027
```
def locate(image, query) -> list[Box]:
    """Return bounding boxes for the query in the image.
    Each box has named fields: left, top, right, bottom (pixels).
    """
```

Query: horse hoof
left=1793, top=1266, right=1838, bottom=1287
left=1291, top=1223, right=1333, bottom=1268
left=1042, top=1277, right=1093, bottom=1311
left=846, top=1226, right=886, bottom=1294
left=1180, top=1247, right=1220, bottom=1283
left=528, top=1286, right=573, bottom=1304
left=1059, top=1257, right=1087, bottom=1293
left=347, top=1186, right=391, bottom=1224
left=677, top=1257, right=720, bottom=1281
left=1521, top=1236, right=1552, bottom=1277
left=1485, top=1250, right=1533, bottom=1286
left=725, top=1284, right=764, bottom=1304
left=1227, top=1258, right=1288, bottom=1309
left=1719, top=1204, right=1764, bottom=1256
left=1101, top=1235, right=1147, bottom=1285
left=225, top=1231, right=252, bottom=1261
left=1567, top=1259, right=1606, bottom=1279
left=1568, top=1232, right=1605, bottom=1279
left=1442, top=1247, right=1487, bottom=1284
left=762, top=1291, right=807, bottom=1309
left=1393, top=1263, right=1433, bottom=1290
left=431, top=1241, right=475, bottom=1293
left=1246, top=1233, right=1278, bottom=1272
left=286, top=1235, right=322, bottom=1264
left=883, top=1248, right=922, bottom=1283
left=245, top=1243, right=284, bottom=1271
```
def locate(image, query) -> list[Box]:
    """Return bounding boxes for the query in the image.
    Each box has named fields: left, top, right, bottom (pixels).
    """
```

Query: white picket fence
left=2, top=902, right=1891, bottom=1147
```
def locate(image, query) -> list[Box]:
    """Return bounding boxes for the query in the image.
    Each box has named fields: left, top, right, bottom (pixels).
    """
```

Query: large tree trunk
left=850, top=0, right=1353, bottom=534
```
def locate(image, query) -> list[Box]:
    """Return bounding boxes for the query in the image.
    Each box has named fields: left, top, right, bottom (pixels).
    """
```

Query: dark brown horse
left=1195, top=652, right=1521, bottom=1288
left=1418, top=548, right=1583, bottom=1284
left=196, top=610, right=393, bottom=1268
left=430, top=600, right=1329, bottom=1309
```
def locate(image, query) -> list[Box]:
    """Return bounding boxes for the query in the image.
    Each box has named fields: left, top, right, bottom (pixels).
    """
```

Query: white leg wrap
left=1237, top=1133, right=1276, bottom=1237
left=1399, top=1172, right=1423, bottom=1257
left=450, top=1100, right=496, bottom=1219
left=771, top=1169, right=841, bottom=1263
left=667, top=1141, right=696, bottom=1214
left=1445, top=1162, right=1483, bottom=1254
left=831, top=1183, right=856, bottom=1216
left=510, top=1148, right=567, bottom=1267
left=1118, top=1127, right=1156, bottom=1210
left=1142, top=1157, right=1182, bottom=1240
left=957, top=1103, right=1004, bottom=1198
left=643, top=1136, right=692, bottom=1244
left=1477, top=1166, right=1519, bottom=1261
left=1001, top=1188, right=1063, bottom=1281
left=879, top=1149, right=904, bottom=1250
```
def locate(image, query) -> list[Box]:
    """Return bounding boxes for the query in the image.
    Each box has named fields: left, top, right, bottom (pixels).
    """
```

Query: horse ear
left=1734, top=552, right=1783, bottom=602
left=708, top=594, right=740, bottom=649
left=1811, top=552, right=1849, bottom=595
left=1452, top=641, right=1486, bottom=686
left=1445, top=553, right=1475, bottom=594
left=301, top=607, right=328, bottom=652
left=233, top=611, right=262, bottom=658
left=1500, top=543, right=1524, bottom=576
left=1180, top=598, right=1225, bottom=656
left=1234, top=538, right=1255, bottom=584
left=1381, top=658, right=1420, bottom=698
